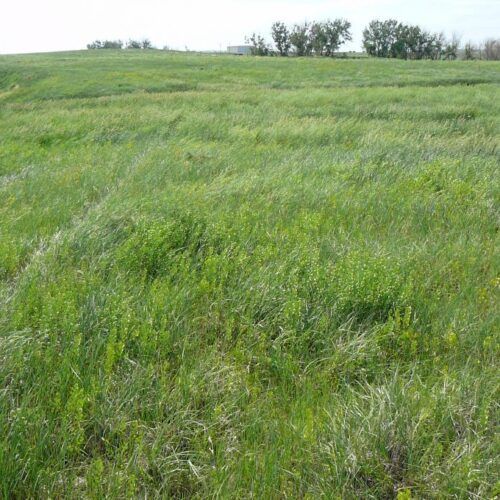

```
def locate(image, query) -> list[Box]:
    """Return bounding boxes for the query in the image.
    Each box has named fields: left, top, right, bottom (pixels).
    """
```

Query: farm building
left=227, top=45, right=252, bottom=55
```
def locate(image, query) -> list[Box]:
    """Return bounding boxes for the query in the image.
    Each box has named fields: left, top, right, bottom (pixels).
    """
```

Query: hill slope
left=0, top=51, right=499, bottom=498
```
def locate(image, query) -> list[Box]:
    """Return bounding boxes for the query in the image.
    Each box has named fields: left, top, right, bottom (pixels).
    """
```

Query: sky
left=1, top=0, right=499, bottom=54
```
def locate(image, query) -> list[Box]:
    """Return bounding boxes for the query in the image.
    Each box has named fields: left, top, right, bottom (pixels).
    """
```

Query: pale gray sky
left=1, top=0, right=499, bottom=54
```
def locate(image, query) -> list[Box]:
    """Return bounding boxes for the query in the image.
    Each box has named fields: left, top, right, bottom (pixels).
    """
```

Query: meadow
left=0, top=50, right=499, bottom=498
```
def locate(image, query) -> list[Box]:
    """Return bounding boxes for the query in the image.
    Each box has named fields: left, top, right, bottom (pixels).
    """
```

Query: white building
left=227, top=45, right=252, bottom=55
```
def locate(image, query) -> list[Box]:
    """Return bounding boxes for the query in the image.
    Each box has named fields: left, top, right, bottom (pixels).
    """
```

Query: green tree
left=443, top=35, right=460, bottom=60
left=323, top=19, right=352, bottom=56
left=363, top=20, right=400, bottom=58
left=363, top=20, right=446, bottom=60
left=87, top=40, right=123, bottom=50
left=127, top=39, right=142, bottom=49
left=246, top=34, right=270, bottom=56
left=87, top=40, right=103, bottom=49
left=309, top=22, right=327, bottom=56
left=483, top=39, right=500, bottom=60
left=464, top=42, right=476, bottom=60
left=290, top=23, right=311, bottom=56
left=271, top=22, right=291, bottom=56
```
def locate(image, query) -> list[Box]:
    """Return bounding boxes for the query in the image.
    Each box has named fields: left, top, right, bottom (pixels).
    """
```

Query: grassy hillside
left=0, top=51, right=499, bottom=498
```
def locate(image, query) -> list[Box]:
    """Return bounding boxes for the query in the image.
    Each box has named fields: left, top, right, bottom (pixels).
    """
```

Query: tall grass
left=0, top=51, right=499, bottom=497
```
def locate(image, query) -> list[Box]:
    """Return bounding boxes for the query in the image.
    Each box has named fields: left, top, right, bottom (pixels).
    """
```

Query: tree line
left=246, top=19, right=499, bottom=60
left=87, top=39, right=154, bottom=50
left=246, top=20, right=352, bottom=57
left=86, top=20, right=500, bottom=61
left=362, top=20, right=458, bottom=60
left=464, top=39, right=500, bottom=60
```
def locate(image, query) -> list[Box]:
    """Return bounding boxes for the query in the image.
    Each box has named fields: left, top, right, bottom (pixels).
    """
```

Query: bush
left=87, top=40, right=123, bottom=50
left=127, top=40, right=140, bottom=49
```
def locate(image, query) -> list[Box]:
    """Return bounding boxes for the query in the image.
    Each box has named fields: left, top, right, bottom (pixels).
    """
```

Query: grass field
left=0, top=50, right=499, bottom=498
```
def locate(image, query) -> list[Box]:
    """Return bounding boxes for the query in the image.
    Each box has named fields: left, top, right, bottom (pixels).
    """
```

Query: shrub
left=126, top=39, right=142, bottom=49
left=87, top=40, right=123, bottom=50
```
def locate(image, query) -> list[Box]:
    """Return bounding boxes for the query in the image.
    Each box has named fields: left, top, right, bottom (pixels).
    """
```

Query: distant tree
left=483, top=39, right=500, bottom=60
left=464, top=42, right=476, bottom=60
left=394, top=25, right=442, bottom=60
left=246, top=34, right=270, bottom=56
left=323, top=19, right=352, bottom=56
left=290, top=23, right=311, bottom=56
left=269, top=19, right=351, bottom=57
left=103, top=40, right=123, bottom=49
left=425, top=32, right=445, bottom=60
left=363, top=20, right=395, bottom=57
left=363, top=19, right=399, bottom=58
left=309, top=22, right=328, bottom=55
left=127, top=39, right=142, bottom=49
left=87, top=40, right=123, bottom=50
left=443, top=34, right=460, bottom=60
left=397, top=24, right=424, bottom=59
left=363, top=19, right=449, bottom=60
left=87, top=40, right=103, bottom=49
left=141, top=39, right=154, bottom=49
left=271, top=22, right=291, bottom=56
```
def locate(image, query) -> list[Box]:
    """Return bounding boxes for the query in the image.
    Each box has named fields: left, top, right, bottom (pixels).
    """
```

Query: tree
left=483, top=39, right=500, bottom=60
left=271, top=22, right=291, bottom=56
left=104, top=40, right=123, bottom=49
left=141, top=39, right=154, bottom=49
left=87, top=40, right=103, bottom=50
left=309, top=22, right=328, bottom=56
left=323, top=19, right=352, bottom=56
left=127, top=39, right=142, bottom=49
left=290, top=23, right=311, bottom=56
left=362, top=19, right=400, bottom=58
left=362, top=19, right=448, bottom=60
left=423, top=32, right=445, bottom=60
left=443, top=34, right=460, bottom=60
left=464, top=42, right=476, bottom=60
left=87, top=40, right=123, bottom=50
left=397, top=24, right=422, bottom=59
left=246, top=34, right=270, bottom=56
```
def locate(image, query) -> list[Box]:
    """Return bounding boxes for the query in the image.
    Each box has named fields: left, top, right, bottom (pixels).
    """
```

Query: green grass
left=0, top=50, right=499, bottom=498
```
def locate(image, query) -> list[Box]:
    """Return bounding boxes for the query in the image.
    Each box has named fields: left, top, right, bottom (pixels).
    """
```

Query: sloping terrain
left=0, top=51, right=499, bottom=498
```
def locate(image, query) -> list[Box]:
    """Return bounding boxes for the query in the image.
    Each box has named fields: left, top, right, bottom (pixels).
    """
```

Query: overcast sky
left=1, top=0, right=499, bottom=54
